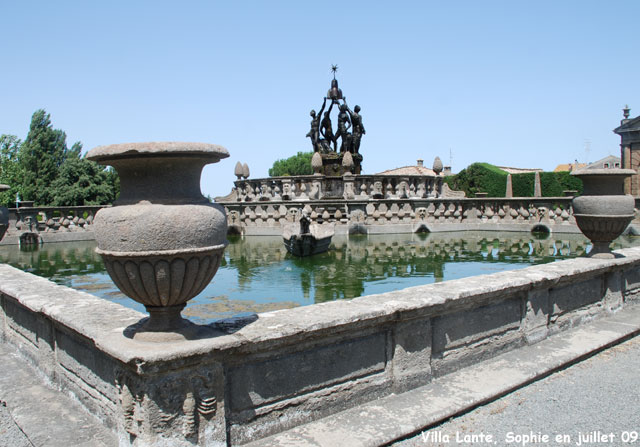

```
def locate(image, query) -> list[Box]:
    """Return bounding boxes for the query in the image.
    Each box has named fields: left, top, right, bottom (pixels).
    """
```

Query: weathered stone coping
left=2, top=247, right=640, bottom=368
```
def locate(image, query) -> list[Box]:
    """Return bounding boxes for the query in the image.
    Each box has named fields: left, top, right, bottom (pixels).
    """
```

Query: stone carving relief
left=116, top=370, right=219, bottom=443
left=343, top=181, right=355, bottom=200
left=281, top=181, right=292, bottom=200
left=286, top=208, right=300, bottom=222
left=371, top=181, right=383, bottom=199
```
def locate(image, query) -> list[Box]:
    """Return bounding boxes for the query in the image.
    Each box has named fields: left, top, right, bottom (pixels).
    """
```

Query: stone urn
left=571, top=168, right=636, bottom=258
left=0, top=184, right=9, bottom=241
left=86, top=142, right=229, bottom=341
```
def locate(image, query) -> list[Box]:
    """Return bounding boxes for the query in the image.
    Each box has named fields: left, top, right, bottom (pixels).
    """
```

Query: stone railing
left=223, top=197, right=579, bottom=235
left=1, top=205, right=106, bottom=245
left=232, top=174, right=444, bottom=202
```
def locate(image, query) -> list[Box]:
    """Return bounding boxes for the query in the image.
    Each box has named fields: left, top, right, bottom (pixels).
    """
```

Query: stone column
left=534, top=171, right=542, bottom=197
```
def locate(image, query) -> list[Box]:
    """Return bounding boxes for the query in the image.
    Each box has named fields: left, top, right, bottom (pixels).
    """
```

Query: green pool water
left=1, top=232, right=637, bottom=324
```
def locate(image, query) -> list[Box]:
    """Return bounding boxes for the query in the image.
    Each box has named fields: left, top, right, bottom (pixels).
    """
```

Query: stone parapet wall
left=231, top=174, right=443, bottom=203
left=2, top=247, right=640, bottom=445
left=1, top=205, right=105, bottom=245
left=224, top=197, right=580, bottom=236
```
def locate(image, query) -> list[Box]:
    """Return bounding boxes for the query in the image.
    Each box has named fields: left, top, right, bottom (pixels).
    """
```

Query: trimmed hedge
left=444, top=163, right=507, bottom=198
left=445, top=163, right=583, bottom=198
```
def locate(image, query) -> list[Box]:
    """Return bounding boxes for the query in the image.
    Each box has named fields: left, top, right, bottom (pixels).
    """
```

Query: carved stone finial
left=433, top=156, right=443, bottom=175
left=623, top=104, right=631, bottom=120
left=242, top=163, right=250, bottom=179
left=311, top=152, right=323, bottom=175
left=342, top=151, right=354, bottom=174
left=234, top=161, right=243, bottom=180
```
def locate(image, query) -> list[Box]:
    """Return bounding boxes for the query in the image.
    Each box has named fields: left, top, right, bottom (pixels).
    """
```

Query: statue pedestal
left=321, top=152, right=362, bottom=176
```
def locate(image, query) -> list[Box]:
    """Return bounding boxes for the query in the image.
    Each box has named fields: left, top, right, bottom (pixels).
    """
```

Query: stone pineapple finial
left=311, top=152, right=323, bottom=175
left=342, top=151, right=354, bottom=174
left=433, top=156, right=443, bottom=175
left=242, top=163, right=250, bottom=179
left=234, top=161, right=243, bottom=180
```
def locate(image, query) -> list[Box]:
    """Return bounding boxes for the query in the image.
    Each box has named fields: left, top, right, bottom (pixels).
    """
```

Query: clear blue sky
left=1, top=1, right=638, bottom=197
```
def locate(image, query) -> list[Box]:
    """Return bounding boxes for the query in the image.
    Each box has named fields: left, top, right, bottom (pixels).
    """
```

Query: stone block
left=392, top=318, right=432, bottom=392
left=524, top=289, right=549, bottom=344
left=431, top=297, right=524, bottom=375
left=228, top=332, right=387, bottom=414
left=549, top=276, right=603, bottom=331
left=623, top=267, right=640, bottom=301
left=604, top=271, right=624, bottom=313
left=4, top=298, right=40, bottom=350
left=54, top=327, right=119, bottom=426
left=2, top=297, right=56, bottom=376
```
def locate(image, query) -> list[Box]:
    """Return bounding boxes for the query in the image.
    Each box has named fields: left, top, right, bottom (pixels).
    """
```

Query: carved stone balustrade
left=222, top=197, right=587, bottom=236
left=230, top=174, right=444, bottom=203
left=0, top=205, right=105, bottom=245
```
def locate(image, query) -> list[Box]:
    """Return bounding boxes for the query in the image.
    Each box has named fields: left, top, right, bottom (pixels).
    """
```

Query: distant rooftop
left=377, top=165, right=437, bottom=176
left=553, top=162, right=587, bottom=172
left=586, top=155, right=621, bottom=169
left=376, top=158, right=442, bottom=176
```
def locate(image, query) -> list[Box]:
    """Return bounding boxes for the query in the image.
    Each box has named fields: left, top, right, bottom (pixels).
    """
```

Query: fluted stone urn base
left=98, top=244, right=226, bottom=341
left=573, top=214, right=634, bottom=259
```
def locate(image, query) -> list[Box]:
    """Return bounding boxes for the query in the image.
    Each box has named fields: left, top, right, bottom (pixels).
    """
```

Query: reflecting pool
left=1, top=232, right=638, bottom=323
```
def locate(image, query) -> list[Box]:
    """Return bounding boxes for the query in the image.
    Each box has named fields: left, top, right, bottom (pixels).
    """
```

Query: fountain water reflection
left=0, top=232, right=638, bottom=324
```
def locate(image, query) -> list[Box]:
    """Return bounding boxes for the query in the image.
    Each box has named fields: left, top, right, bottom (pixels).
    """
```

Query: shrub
left=446, top=163, right=583, bottom=198
left=444, top=163, right=507, bottom=197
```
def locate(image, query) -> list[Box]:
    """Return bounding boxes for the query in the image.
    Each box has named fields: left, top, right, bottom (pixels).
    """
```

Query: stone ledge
left=247, top=307, right=640, bottom=447
left=2, top=247, right=640, bottom=365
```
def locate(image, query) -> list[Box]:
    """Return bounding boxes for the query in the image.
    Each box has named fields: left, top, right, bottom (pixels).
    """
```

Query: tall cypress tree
left=20, top=109, right=73, bottom=205
left=0, top=134, right=24, bottom=207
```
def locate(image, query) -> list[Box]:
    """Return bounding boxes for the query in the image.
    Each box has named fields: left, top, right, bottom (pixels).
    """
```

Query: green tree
left=19, top=109, right=76, bottom=205
left=0, top=134, right=24, bottom=207
left=49, top=144, right=118, bottom=206
left=269, top=151, right=314, bottom=176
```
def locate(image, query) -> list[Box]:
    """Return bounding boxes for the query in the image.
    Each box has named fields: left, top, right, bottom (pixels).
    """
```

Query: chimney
left=417, top=159, right=424, bottom=167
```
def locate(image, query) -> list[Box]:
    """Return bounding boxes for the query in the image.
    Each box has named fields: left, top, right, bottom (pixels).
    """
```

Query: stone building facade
left=614, top=106, right=640, bottom=195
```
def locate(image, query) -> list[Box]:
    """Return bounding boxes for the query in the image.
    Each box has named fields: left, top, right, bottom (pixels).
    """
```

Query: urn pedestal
left=87, top=142, right=229, bottom=341
left=571, top=168, right=636, bottom=259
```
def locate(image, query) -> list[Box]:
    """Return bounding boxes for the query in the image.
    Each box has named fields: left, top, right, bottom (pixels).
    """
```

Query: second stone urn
left=0, top=184, right=10, bottom=241
left=571, top=168, right=636, bottom=259
left=87, top=142, right=229, bottom=341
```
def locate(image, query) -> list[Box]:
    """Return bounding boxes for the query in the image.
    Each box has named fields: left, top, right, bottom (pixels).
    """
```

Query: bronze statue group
left=307, top=77, right=365, bottom=155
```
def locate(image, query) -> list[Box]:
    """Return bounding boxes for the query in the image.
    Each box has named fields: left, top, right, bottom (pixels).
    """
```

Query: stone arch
left=531, top=224, right=551, bottom=236
left=19, top=232, right=42, bottom=247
